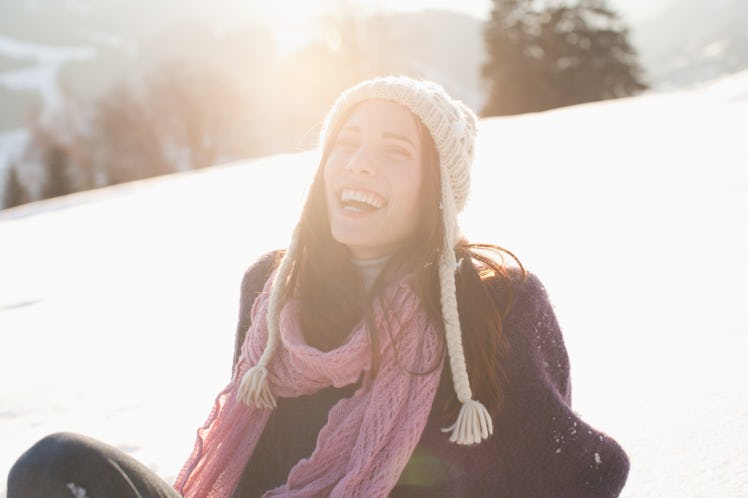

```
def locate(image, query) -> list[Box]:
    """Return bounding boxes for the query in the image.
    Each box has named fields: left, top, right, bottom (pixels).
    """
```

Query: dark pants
left=7, top=433, right=182, bottom=498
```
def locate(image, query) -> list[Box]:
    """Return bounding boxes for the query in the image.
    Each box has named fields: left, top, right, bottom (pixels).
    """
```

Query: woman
left=8, top=76, right=629, bottom=497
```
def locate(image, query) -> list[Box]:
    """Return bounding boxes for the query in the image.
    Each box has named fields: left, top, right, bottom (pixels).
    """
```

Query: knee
left=12, top=432, right=89, bottom=466
left=8, top=432, right=91, bottom=496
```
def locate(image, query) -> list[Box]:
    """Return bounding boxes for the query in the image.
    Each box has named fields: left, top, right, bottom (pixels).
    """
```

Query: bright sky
left=352, top=0, right=492, bottom=19
left=346, top=0, right=664, bottom=23
left=251, top=0, right=665, bottom=25
left=246, top=0, right=666, bottom=56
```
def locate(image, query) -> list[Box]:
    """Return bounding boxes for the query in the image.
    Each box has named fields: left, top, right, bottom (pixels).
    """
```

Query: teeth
left=340, top=188, right=384, bottom=209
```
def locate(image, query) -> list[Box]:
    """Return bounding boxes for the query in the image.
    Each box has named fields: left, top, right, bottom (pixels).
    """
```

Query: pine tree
left=41, top=143, right=73, bottom=200
left=3, top=165, right=29, bottom=209
left=482, top=0, right=647, bottom=116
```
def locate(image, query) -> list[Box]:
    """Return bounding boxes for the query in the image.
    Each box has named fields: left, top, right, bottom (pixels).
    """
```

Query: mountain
left=3, top=0, right=748, bottom=131
left=0, top=3, right=484, bottom=132
left=632, top=0, right=748, bottom=88
left=359, top=10, right=485, bottom=109
left=2, top=0, right=747, bottom=190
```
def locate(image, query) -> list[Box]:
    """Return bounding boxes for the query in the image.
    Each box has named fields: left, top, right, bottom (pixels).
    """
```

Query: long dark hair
left=281, top=104, right=524, bottom=422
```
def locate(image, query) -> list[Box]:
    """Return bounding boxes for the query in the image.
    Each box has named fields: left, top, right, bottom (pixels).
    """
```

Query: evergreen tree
left=3, top=165, right=29, bottom=209
left=482, top=0, right=647, bottom=116
left=41, top=143, right=73, bottom=200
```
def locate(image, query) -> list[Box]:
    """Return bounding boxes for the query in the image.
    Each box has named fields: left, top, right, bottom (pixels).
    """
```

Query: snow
left=694, top=67, right=748, bottom=102
left=65, top=482, right=88, bottom=498
left=0, top=34, right=96, bottom=111
left=1, top=74, right=747, bottom=497
left=0, top=129, right=28, bottom=179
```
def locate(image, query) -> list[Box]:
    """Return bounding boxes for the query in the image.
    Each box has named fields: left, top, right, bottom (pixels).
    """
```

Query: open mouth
left=340, top=188, right=386, bottom=212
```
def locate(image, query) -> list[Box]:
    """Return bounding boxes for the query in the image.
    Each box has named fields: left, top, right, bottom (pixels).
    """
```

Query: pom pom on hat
left=239, top=76, right=491, bottom=445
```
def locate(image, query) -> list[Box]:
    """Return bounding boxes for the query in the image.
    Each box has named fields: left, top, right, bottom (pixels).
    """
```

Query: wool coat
left=227, top=252, right=629, bottom=497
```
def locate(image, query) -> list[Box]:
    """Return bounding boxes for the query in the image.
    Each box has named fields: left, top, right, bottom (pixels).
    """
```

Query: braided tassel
left=441, top=399, right=493, bottom=445
left=436, top=185, right=493, bottom=445
left=237, top=228, right=300, bottom=411
left=238, top=364, right=276, bottom=409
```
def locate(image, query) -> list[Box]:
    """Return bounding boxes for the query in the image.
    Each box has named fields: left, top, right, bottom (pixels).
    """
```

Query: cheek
left=323, top=151, right=347, bottom=180
left=400, top=163, right=424, bottom=207
left=390, top=163, right=424, bottom=227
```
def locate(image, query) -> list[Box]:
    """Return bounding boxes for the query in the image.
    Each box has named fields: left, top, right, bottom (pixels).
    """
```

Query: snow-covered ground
left=1, top=72, right=747, bottom=497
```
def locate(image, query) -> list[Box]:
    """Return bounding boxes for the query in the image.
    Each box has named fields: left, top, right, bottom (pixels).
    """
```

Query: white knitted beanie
left=239, top=76, right=490, bottom=446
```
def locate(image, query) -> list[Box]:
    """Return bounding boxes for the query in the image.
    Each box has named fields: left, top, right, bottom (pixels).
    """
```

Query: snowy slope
left=1, top=74, right=747, bottom=497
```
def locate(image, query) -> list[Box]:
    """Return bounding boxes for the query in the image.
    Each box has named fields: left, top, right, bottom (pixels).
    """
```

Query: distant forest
left=3, top=0, right=646, bottom=209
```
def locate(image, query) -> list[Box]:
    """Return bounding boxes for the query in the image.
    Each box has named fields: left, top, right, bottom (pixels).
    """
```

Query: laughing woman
left=8, top=76, right=629, bottom=497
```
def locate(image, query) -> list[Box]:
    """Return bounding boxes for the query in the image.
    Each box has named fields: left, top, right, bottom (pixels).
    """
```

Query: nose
left=344, top=147, right=376, bottom=176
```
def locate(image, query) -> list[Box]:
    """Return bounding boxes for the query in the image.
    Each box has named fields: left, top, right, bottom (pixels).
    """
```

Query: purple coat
left=230, top=253, right=629, bottom=497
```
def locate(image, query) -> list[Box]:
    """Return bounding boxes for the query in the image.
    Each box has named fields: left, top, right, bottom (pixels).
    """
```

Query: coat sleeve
left=394, top=270, right=629, bottom=497
left=231, top=251, right=278, bottom=370
left=480, top=271, right=630, bottom=497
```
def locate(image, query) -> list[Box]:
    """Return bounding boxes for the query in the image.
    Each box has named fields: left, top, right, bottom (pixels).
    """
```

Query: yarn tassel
left=238, top=365, right=276, bottom=409
left=236, top=231, right=296, bottom=411
left=442, top=399, right=493, bottom=445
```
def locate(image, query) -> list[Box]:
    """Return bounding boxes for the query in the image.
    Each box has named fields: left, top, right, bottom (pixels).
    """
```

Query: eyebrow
left=339, top=126, right=417, bottom=149
left=382, top=132, right=417, bottom=149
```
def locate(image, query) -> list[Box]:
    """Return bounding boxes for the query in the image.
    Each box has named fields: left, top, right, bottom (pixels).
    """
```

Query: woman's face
left=324, top=100, right=424, bottom=260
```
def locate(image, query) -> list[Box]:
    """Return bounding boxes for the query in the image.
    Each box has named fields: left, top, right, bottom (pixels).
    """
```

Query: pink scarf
left=174, top=271, right=444, bottom=497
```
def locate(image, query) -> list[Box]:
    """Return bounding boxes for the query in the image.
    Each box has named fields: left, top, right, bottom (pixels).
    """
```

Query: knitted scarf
left=174, top=271, right=444, bottom=497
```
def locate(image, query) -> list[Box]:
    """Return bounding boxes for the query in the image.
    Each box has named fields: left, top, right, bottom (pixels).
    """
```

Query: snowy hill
left=1, top=73, right=747, bottom=497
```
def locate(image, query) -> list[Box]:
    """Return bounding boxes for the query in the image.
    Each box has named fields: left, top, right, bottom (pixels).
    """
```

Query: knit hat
left=239, top=76, right=491, bottom=445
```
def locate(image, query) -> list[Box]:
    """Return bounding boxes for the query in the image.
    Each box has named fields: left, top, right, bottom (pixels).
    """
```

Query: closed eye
left=385, top=147, right=411, bottom=159
left=334, top=138, right=358, bottom=150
